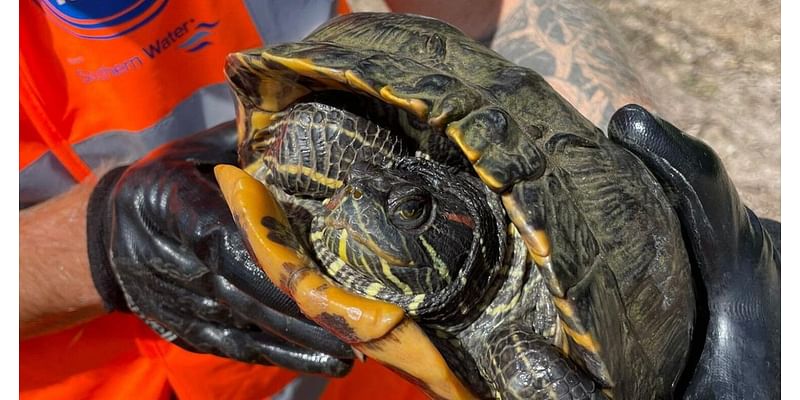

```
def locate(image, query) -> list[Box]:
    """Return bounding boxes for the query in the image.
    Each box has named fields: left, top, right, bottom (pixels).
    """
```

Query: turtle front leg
left=485, top=323, right=607, bottom=400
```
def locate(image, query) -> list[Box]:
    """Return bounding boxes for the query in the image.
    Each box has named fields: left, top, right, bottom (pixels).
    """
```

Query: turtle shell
left=223, top=12, right=695, bottom=399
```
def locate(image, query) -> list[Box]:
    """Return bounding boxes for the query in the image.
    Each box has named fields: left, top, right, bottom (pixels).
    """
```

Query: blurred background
left=596, top=0, right=781, bottom=226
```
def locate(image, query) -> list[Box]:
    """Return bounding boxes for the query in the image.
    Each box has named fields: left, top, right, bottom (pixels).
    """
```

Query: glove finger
left=607, top=104, right=738, bottom=249
left=114, top=264, right=247, bottom=329
left=134, top=208, right=356, bottom=361
left=141, top=159, right=312, bottom=319
left=174, top=318, right=353, bottom=376
left=109, top=164, right=214, bottom=283
left=117, top=262, right=353, bottom=362
left=211, top=275, right=355, bottom=359
left=117, top=160, right=307, bottom=320
left=118, top=271, right=353, bottom=376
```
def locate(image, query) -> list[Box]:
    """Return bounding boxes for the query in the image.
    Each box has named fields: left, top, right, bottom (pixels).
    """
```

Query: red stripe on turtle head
left=444, top=212, right=475, bottom=229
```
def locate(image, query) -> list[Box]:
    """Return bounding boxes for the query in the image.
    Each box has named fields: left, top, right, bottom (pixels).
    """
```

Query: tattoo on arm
left=490, top=0, right=653, bottom=129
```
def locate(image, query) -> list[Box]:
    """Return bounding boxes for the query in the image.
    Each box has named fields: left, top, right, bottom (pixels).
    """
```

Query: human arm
left=20, top=177, right=105, bottom=338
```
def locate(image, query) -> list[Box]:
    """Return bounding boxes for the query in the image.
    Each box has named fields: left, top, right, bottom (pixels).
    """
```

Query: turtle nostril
left=325, top=190, right=346, bottom=211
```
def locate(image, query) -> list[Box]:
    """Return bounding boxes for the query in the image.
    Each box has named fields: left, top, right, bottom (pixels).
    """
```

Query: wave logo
left=178, top=20, right=218, bottom=53
left=40, top=0, right=168, bottom=40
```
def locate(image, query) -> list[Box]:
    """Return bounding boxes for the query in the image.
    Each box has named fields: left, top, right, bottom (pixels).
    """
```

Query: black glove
left=608, top=105, right=780, bottom=399
left=86, top=121, right=353, bottom=376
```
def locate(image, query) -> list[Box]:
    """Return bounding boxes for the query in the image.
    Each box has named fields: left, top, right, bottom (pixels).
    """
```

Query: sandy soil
left=593, top=0, right=781, bottom=224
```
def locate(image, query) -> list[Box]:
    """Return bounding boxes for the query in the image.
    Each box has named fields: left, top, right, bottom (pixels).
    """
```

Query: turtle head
left=312, top=158, right=507, bottom=320
left=318, top=161, right=474, bottom=292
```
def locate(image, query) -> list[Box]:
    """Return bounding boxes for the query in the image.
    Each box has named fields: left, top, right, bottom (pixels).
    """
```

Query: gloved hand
left=608, top=105, right=780, bottom=399
left=86, top=122, right=354, bottom=376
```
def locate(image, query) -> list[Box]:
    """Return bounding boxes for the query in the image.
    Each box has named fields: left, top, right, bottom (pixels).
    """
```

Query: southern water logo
left=141, top=19, right=219, bottom=59
left=40, top=0, right=168, bottom=40
left=178, top=20, right=218, bottom=53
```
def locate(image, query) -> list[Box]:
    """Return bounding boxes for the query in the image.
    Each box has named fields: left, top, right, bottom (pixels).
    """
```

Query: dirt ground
left=593, top=0, right=781, bottom=247
left=593, top=0, right=781, bottom=221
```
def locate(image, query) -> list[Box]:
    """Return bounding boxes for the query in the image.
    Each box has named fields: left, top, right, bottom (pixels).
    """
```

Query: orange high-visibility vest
left=20, top=1, right=427, bottom=398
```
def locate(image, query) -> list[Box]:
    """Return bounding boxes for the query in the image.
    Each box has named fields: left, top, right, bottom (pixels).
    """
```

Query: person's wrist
left=86, top=166, right=130, bottom=312
left=21, top=174, right=109, bottom=338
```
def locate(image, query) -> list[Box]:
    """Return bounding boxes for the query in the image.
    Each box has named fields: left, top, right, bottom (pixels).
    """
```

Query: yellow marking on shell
left=551, top=296, right=576, bottom=320
left=379, top=86, right=429, bottom=119
left=380, top=258, right=413, bottom=295
left=419, top=237, right=449, bottom=279
left=514, top=330, right=535, bottom=377
left=231, top=52, right=264, bottom=79
left=407, top=293, right=426, bottom=313
left=532, top=253, right=550, bottom=268
left=257, top=77, right=309, bottom=112
left=445, top=124, right=481, bottom=163
left=216, top=164, right=475, bottom=400
left=250, top=110, right=276, bottom=131
left=507, top=223, right=518, bottom=236
left=561, top=322, right=600, bottom=354
left=365, top=282, right=383, bottom=297
left=264, top=156, right=344, bottom=190
left=428, top=110, right=451, bottom=130
left=261, top=54, right=343, bottom=79
left=338, top=229, right=350, bottom=264
left=522, top=229, right=551, bottom=259
left=502, top=193, right=551, bottom=258
left=554, top=320, right=571, bottom=356
left=259, top=53, right=351, bottom=92
left=345, top=70, right=381, bottom=97
left=235, top=99, right=248, bottom=144
left=473, top=164, right=505, bottom=192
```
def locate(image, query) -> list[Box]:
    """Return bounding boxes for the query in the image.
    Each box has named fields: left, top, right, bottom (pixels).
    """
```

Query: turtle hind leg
left=485, top=324, right=607, bottom=400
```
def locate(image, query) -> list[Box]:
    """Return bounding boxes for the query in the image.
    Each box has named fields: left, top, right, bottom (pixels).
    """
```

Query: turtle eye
left=399, top=206, right=422, bottom=220
left=389, top=190, right=433, bottom=230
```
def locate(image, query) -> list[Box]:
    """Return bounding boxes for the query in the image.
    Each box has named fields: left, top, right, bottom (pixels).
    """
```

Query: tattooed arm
left=384, top=0, right=652, bottom=128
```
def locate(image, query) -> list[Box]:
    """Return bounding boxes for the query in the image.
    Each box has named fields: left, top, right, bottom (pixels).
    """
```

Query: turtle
left=218, top=12, right=696, bottom=399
